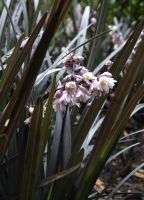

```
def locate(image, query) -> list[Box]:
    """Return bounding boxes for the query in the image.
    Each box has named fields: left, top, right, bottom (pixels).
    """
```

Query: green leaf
left=47, top=111, right=63, bottom=175
left=39, top=163, right=80, bottom=187
left=20, top=0, right=29, bottom=35
left=75, top=6, right=90, bottom=56
left=0, top=134, right=8, bottom=160
left=87, top=0, right=109, bottom=70
left=1, top=0, right=17, bottom=41
left=72, top=96, right=105, bottom=156
left=20, top=97, right=43, bottom=200
left=0, top=12, right=47, bottom=104
left=26, top=0, right=35, bottom=34
left=103, top=31, right=144, bottom=142
left=52, top=149, right=84, bottom=200
left=74, top=23, right=144, bottom=200
left=62, top=108, right=71, bottom=169
left=20, top=75, right=55, bottom=200
left=0, top=0, right=12, bottom=40
left=107, top=142, right=140, bottom=164
left=110, top=21, right=144, bottom=78
left=40, top=75, right=56, bottom=173
left=110, top=83, right=144, bottom=146
left=0, top=0, right=72, bottom=161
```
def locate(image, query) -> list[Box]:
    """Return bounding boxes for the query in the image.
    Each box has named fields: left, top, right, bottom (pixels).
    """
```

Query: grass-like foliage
left=0, top=1, right=144, bottom=200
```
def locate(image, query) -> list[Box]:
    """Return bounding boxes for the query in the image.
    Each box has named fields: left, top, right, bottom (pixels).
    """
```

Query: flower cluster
left=53, top=54, right=117, bottom=112
left=109, top=25, right=124, bottom=49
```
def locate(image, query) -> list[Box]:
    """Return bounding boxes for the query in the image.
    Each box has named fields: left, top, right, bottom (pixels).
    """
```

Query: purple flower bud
left=105, top=60, right=113, bottom=67
left=75, top=66, right=89, bottom=76
left=62, top=54, right=74, bottom=67
left=73, top=55, right=84, bottom=65
left=63, top=75, right=72, bottom=82
left=99, top=72, right=112, bottom=78
left=62, top=54, right=84, bottom=68
left=109, top=25, right=124, bottom=49
left=54, top=89, right=63, bottom=98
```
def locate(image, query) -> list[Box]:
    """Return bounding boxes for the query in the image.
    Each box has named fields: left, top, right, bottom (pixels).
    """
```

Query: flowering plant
left=53, top=54, right=117, bottom=111
left=0, top=1, right=144, bottom=200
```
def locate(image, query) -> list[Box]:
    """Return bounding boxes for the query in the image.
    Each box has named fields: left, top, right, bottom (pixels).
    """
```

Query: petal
left=83, top=72, right=95, bottom=81
left=100, top=72, right=112, bottom=78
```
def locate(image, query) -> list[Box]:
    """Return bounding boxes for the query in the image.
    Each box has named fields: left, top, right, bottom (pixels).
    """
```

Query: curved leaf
left=0, top=0, right=72, bottom=161
left=20, top=97, right=43, bottom=200
left=39, top=163, right=80, bottom=187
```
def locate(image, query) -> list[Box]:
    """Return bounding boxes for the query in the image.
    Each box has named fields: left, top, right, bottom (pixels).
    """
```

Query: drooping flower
left=105, top=60, right=114, bottom=67
left=76, top=85, right=91, bottom=102
left=73, top=55, right=84, bottom=65
left=98, top=72, right=117, bottom=93
left=62, top=54, right=84, bottom=74
left=65, top=81, right=77, bottom=92
left=62, top=54, right=84, bottom=68
left=109, top=25, right=124, bottom=49
left=83, top=72, right=95, bottom=81
left=53, top=97, right=67, bottom=112
left=75, top=66, right=89, bottom=76
left=54, top=89, right=61, bottom=98
left=53, top=82, right=78, bottom=111
left=99, top=72, right=113, bottom=78
left=53, top=89, right=67, bottom=111
left=53, top=54, right=117, bottom=112
left=62, top=54, right=74, bottom=67
left=90, top=78, right=102, bottom=96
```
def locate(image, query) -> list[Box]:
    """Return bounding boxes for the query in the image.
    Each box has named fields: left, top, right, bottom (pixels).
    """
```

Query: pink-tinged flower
left=62, top=54, right=84, bottom=67
left=53, top=54, right=117, bottom=112
left=61, top=90, right=75, bottom=105
left=73, top=55, right=84, bottom=64
left=83, top=72, right=95, bottom=81
left=99, top=72, right=112, bottom=78
left=64, top=82, right=78, bottom=105
left=105, top=60, right=113, bottom=67
left=98, top=76, right=117, bottom=93
left=76, top=85, right=91, bottom=102
left=63, top=75, right=72, bottom=82
left=53, top=82, right=78, bottom=111
left=53, top=98, right=67, bottom=112
left=54, top=89, right=63, bottom=98
left=62, top=54, right=74, bottom=67
left=63, top=74, right=83, bottom=83
left=109, top=25, right=124, bottom=49
left=65, top=81, right=77, bottom=93
left=53, top=92, right=69, bottom=112
left=62, top=54, right=84, bottom=74
left=75, top=74, right=83, bottom=82
left=53, top=89, right=67, bottom=111
left=75, top=66, right=89, bottom=76
left=65, top=67, right=74, bottom=74
left=90, top=78, right=102, bottom=96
